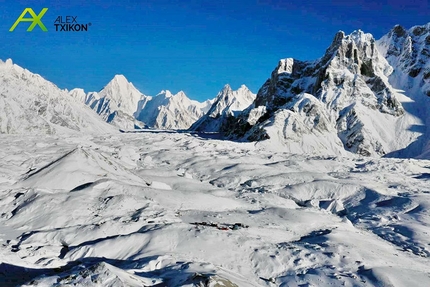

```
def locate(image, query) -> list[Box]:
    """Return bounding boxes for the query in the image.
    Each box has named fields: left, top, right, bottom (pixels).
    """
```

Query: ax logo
left=9, top=8, right=48, bottom=32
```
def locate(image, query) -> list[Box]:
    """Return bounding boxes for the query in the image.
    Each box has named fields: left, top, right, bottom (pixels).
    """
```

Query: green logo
left=9, top=8, right=48, bottom=32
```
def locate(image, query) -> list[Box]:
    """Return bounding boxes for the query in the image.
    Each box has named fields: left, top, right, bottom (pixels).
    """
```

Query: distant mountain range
left=1, top=23, right=429, bottom=158
left=69, top=76, right=215, bottom=130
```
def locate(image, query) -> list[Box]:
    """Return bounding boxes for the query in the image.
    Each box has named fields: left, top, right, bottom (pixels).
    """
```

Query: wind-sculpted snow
left=0, top=131, right=429, bottom=286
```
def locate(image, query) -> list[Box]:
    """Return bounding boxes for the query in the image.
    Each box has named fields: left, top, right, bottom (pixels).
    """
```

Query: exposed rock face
left=377, top=23, right=430, bottom=158
left=377, top=23, right=430, bottom=100
left=221, top=30, right=418, bottom=156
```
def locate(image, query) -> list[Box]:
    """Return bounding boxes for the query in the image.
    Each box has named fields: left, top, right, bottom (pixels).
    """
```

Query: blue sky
left=1, top=0, right=429, bottom=101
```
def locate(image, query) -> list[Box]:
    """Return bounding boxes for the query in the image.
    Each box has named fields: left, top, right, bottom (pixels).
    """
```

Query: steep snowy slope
left=137, top=90, right=206, bottom=129
left=190, top=84, right=256, bottom=132
left=198, top=98, right=215, bottom=114
left=222, top=30, right=421, bottom=156
left=0, top=59, right=115, bottom=134
left=377, top=23, right=430, bottom=158
left=98, top=75, right=145, bottom=117
left=69, top=75, right=149, bottom=130
left=377, top=23, right=430, bottom=98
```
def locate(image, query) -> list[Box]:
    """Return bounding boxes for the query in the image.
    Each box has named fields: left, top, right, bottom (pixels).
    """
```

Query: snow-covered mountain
left=69, top=75, right=149, bottom=130
left=220, top=30, right=422, bottom=157
left=377, top=23, right=430, bottom=158
left=136, top=90, right=208, bottom=129
left=199, top=98, right=215, bottom=114
left=70, top=77, right=214, bottom=130
left=377, top=24, right=430, bottom=99
left=0, top=59, right=115, bottom=134
left=2, top=25, right=430, bottom=287
left=190, top=84, right=256, bottom=132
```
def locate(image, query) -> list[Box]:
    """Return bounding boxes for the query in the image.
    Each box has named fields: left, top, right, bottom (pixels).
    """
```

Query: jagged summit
left=99, top=74, right=145, bottom=115
left=376, top=22, right=430, bottom=158
left=2, top=24, right=428, bottom=157
left=68, top=74, right=149, bottom=130
left=324, top=30, right=368, bottom=59
left=190, top=84, right=256, bottom=132
left=136, top=90, right=205, bottom=129
left=219, top=29, right=420, bottom=156
left=220, top=83, right=232, bottom=91
left=377, top=22, right=430, bottom=90
left=3, top=58, right=13, bottom=66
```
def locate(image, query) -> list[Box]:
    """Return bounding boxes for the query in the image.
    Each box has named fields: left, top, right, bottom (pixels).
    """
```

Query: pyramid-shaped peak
left=109, top=74, right=130, bottom=84
left=101, top=74, right=137, bottom=93
left=217, top=84, right=253, bottom=98
left=238, top=84, right=250, bottom=91
left=100, top=74, right=141, bottom=95
left=175, top=90, right=188, bottom=98
left=222, top=84, right=232, bottom=91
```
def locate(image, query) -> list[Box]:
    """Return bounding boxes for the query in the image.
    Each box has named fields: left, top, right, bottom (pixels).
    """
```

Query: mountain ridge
left=376, top=22, right=430, bottom=158
left=0, top=58, right=115, bottom=135
left=70, top=76, right=220, bottom=130
left=219, top=27, right=424, bottom=157
left=190, top=84, right=256, bottom=132
left=1, top=23, right=429, bottom=159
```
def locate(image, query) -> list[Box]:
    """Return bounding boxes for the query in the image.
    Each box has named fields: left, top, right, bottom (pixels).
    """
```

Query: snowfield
left=0, top=131, right=429, bottom=286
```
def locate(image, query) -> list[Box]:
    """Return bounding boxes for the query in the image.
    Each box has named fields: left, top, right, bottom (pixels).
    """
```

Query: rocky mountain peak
left=391, top=25, right=408, bottom=38
left=377, top=22, right=430, bottom=95
left=190, top=84, right=256, bottom=132
left=219, top=29, right=414, bottom=156
left=221, top=84, right=233, bottom=93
